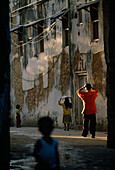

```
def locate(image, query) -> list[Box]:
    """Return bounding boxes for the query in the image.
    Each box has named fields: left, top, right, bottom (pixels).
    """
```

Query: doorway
left=76, top=72, right=87, bottom=126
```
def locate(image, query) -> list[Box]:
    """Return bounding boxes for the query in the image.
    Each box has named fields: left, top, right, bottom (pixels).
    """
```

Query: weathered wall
left=10, top=0, right=70, bottom=127
left=72, top=0, right=107, bottom=131
left=10, top=0, right=107, bottom=130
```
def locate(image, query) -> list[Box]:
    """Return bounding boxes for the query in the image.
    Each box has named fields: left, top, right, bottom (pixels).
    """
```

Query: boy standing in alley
left=16, top=104, right=21, bottom=128
left=34, top=116, right=60, bottom=170
left=77, top=83, right=98, bottom=138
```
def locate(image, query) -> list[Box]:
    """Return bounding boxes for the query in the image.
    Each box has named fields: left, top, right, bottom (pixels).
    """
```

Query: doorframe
left=75, top=71, right=87, bottom=126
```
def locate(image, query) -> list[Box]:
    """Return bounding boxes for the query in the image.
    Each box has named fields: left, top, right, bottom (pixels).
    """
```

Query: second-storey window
left=90, top=3, right=99, bottom=41
left=18, top=27, right=23, bottom=57
left=51, top=19, right=56, bottom=39
left=78, top=10, right=82, bottom=24
left=38, top=20, right=44, bottom=53
left=62, top=12, right=69, bottom=48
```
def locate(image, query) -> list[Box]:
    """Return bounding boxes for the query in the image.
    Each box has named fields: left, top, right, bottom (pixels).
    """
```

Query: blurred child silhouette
left=34, top=116, right=60, bottom=170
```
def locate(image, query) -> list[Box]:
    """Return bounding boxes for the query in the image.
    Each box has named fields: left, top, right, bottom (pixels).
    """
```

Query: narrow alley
left=10, top=127, right=115, bottom=170
left=0, top=0, right=114, bottom=169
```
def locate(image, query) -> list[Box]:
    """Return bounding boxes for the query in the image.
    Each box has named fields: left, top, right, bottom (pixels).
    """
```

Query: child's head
left=38, top=116, right=54, bottom=137
left=64, top=97, right=72, bottom=109
left=65, top=97, right=69, bottom=104
left=16, top=104, right=20, bottom=109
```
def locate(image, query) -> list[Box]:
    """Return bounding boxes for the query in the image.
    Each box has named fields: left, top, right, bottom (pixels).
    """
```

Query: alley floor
left=10, top=127, right=115, bottom=170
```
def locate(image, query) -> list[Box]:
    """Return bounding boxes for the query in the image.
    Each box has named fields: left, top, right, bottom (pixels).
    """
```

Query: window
left=28, top=26, right=32, bottom=40
left=90, top=3, right=99, bottom=41
left=77, top=74, right=87, bottom=125
left=38, top=21, right=44, bottom=53
left=18, top=27, right=23, bottom=57
left=51, top=19, right=56, bottom=39
left=52, top=3, right=55, bottom=14
left=62, top=12, right=69, bottom=47
left=38, top=4, right=43, bottom=18
left=78, top=10, right=82, bottom=24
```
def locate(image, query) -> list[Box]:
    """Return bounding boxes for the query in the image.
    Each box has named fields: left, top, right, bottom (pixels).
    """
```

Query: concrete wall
left=10, top=0, right=107, bottom=130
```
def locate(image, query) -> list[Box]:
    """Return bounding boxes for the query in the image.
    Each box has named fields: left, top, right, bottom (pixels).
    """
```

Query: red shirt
left=77, top=89, right=98, bottom=115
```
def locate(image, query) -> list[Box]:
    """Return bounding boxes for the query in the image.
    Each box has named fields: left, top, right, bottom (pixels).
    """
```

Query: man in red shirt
left=77, top=83, right=98, bottom=138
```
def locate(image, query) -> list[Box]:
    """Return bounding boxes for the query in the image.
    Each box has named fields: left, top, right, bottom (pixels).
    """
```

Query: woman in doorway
left=58, top=97, right=73, bottom=131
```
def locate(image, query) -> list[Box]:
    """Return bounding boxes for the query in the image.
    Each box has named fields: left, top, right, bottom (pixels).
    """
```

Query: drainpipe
left=68, top=0, right=75, bottom=127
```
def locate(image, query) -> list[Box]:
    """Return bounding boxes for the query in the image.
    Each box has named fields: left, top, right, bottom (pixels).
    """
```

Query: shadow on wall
left=96, top=118, right=107, bottom=132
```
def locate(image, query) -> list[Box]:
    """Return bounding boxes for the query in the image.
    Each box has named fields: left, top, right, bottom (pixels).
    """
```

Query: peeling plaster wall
left=73, top=0, right=107, bottom=130
left=10, top=0, right=70, bottom=127
left=10, top=0, right=107, bottom=130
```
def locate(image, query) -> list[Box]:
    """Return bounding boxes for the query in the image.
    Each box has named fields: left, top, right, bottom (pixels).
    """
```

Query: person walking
left=77, top=83, right=98, bottom=138
left=34, top=116, right=60, bottom=170
left=58, top=97, right=73, bottom=131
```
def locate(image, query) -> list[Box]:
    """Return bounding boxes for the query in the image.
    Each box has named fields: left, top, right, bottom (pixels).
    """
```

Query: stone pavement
left=10, top=127, right=115, bottom=169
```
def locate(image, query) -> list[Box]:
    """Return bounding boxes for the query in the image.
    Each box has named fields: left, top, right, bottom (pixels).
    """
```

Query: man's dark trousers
left=83, top=113, right=96, bottom=136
